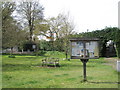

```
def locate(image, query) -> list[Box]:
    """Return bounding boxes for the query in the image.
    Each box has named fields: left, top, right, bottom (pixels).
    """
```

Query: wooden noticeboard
left=70, top=38, right=99, bottom=59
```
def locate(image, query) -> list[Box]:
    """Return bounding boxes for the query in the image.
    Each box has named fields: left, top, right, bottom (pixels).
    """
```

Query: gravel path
left=103, top=58, right=119, bottom=70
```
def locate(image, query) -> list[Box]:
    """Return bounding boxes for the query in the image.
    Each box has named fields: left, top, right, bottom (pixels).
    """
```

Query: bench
left=42, top=58, right=60, bottom=67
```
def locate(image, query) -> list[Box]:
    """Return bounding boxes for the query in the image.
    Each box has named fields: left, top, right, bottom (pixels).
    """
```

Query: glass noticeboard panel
left=71, top=41, right=99, bottom=59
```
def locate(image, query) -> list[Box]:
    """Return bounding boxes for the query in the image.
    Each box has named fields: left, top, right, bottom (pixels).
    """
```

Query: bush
left=8, top=55, right=15, bottom=58
left=33, top=50, right=46, bottom=56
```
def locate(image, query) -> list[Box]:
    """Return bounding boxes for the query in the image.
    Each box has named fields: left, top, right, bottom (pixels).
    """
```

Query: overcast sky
left=40, top=0, right=119, bottom=33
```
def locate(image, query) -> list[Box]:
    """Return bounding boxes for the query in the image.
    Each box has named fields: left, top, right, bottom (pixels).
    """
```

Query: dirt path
left=103, top=58, right=119, bottom=70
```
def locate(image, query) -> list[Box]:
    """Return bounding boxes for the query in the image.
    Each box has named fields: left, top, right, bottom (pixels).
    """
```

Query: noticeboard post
left=70, top=38, right=99, bottom=81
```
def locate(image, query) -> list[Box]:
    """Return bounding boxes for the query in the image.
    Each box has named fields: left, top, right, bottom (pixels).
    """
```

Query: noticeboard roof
left=70, top=38, right=100, bottom=41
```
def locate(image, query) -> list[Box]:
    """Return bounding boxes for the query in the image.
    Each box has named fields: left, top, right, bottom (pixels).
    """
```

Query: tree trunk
left=30, top=30, right=33, bottom=41
left=36, top=43, right=39, bottom=56
left=116, top=42, right=120, bottom=58
left=65, top=47, right=68, bottom=60
left=10, top=47, right=13, bottom=56
left=65, top=52, right=68, bottom=59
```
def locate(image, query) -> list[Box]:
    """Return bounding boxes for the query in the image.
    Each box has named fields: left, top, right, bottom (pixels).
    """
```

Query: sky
left=40, top=0, right=119, bottom=33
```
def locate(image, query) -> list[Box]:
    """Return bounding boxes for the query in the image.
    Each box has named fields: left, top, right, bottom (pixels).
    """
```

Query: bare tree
left=57, top=13, right=75, bottom=59
left=34, top=13, right=75, bottom=58
left=17, top=0, right=44, bottom=41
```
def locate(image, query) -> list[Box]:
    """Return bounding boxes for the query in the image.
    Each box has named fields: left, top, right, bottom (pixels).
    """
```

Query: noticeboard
left=70, top=38, right=99, bottom=59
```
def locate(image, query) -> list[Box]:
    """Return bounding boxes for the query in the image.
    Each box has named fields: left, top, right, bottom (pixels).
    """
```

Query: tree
left=57, top=13, right=75, bottom=59
left=2, top=2, right=16, bottom=49
left=47, top=13, right=75, bottom=59
left=17, top=0, right=44, bottom=42
left=114, top=28, right=120, bottom=58
left=2, top=2, right=28, bottom=55
left=34, top=13, right=75, bottom=59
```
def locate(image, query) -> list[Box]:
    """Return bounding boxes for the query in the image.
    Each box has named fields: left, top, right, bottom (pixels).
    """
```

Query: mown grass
left=2, top=51, right=119, bottom=88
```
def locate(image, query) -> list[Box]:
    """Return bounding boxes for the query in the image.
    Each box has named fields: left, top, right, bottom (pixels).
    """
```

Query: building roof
left=69, top=38, right=100, bottom=41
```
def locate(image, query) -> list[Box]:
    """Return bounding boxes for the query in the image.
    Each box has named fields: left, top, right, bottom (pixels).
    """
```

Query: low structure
left=42, top=58, right=60, bottom=67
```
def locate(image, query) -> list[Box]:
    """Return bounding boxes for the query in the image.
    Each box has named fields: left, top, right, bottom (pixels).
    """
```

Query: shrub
left=8, top=55, right=15, bottom=58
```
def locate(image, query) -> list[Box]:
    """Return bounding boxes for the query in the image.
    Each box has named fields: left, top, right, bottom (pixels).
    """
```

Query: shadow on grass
left=3, top=62, right=96, bottom=72
left=88, top=81, right=120, bottom=84
left=2, top=63, right=32, bottom=71
left=60, top=64, right=95, bottom=68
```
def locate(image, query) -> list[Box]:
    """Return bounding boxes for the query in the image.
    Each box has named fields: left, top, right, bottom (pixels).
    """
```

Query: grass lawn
left=2, top=51, right=119, bottom=88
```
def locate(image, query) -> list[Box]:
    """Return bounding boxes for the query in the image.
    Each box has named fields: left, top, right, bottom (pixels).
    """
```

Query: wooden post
left=81, top=59, right=89, bottom=82
left=83, top=60, right=86, bottom=81
left=83, top=42, right=86, bottom=58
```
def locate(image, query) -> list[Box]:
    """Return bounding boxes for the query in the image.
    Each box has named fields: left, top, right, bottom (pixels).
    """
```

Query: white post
left=117, top=61, right=120, bottom=72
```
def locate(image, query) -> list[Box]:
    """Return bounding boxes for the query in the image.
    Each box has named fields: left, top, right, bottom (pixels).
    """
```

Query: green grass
left=2, top=51, right=119, bottom=88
